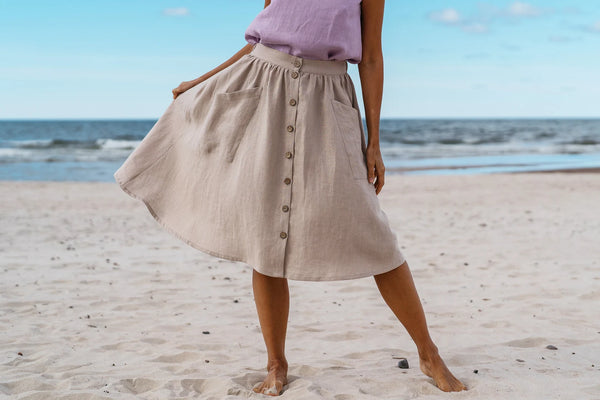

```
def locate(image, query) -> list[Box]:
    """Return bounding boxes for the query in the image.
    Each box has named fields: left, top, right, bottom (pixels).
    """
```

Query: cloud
left=593, top=21, right=600, bottom=32
left=428, top=8, right=489, bottom=34
left=428, top=2, right=552, bottom=34
left=162, top=8, right=190, bottom=17
left=429, top=8, right=462, bottom=24
left=507, top=2, right=543, bottom=17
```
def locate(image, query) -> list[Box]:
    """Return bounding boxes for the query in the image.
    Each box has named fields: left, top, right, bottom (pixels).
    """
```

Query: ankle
left=418, top=342, right=439, bottom=361
left=267, top=358, right=288, bottom=372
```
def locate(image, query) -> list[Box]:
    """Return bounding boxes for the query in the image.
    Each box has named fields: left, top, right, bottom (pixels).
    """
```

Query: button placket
left=279, top=56, right=302, bottom=276
left=290, top=58, right=300, bottom=79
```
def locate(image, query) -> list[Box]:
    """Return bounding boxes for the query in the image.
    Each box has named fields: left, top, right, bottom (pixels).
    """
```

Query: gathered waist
left=248, top=43, right=348, bottom=75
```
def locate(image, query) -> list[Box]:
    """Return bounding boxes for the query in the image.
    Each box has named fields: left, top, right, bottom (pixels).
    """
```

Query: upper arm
left=263, top=0, right=271, bottom=8
left=359, top=0, right=385, bottom=63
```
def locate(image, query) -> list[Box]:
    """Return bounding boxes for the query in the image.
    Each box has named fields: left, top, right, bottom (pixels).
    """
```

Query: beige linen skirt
left=114, top=42, right=405, bottom=281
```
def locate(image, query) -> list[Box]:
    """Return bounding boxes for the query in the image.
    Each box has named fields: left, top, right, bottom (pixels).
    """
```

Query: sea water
left=0, top=118, right=599, bottom=181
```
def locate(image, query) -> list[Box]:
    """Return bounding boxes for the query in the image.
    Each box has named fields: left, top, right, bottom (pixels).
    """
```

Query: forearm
left=357, top=57, right=384, bottom=147
left=190, top=43, right=255, bottom=85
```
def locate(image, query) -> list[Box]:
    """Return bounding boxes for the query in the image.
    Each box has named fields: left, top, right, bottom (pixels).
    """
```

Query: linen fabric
left=245, top=0, right=363, bottom=64
left=114, top=43, right=405, bottom=281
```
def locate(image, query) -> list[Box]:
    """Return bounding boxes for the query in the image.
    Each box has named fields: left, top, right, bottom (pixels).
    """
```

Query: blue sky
left=1, top=0, right=599, bottom=119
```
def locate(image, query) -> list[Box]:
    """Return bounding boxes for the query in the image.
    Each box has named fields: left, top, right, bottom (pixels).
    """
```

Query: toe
left=252, top=382, right=264, bottom=393
left=252, top=380, right=283, bottom=396
left=265, top=384, right=281, bottom=395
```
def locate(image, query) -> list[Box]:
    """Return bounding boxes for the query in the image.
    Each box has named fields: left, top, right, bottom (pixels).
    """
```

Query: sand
left=1, top=173, right=599, bottom=399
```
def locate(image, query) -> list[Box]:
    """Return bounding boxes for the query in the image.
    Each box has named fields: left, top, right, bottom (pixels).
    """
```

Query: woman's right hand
left=172, top=79, right=200, bottom=100
left=172, top=44, right=252, bottom=99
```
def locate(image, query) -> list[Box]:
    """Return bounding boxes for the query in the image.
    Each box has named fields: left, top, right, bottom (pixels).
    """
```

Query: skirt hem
left=114, top=171, right=406, bottom=282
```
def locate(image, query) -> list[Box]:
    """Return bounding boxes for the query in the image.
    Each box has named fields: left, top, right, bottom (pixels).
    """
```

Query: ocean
left=0, top=119, right=599, bottom=181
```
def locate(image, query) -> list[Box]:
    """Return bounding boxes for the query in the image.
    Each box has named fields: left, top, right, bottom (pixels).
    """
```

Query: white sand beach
left=1, top=172, right=599, bottom=399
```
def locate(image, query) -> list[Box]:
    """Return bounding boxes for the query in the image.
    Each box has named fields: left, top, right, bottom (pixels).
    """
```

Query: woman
left=115, top=0, right=467, bottom=396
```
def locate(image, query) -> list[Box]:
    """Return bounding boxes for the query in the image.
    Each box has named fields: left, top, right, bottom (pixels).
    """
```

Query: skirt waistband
left=248, top=43, right=348, bottom=75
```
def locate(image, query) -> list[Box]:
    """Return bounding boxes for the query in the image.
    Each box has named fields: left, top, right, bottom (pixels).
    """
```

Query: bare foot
left=419, top=351, right=467, bottom=392
left=252, top=360, right=288, bottom=396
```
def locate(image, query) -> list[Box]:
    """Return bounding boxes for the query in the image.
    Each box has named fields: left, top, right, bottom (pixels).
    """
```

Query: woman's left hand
left=365, top=143, right=385, bottom=195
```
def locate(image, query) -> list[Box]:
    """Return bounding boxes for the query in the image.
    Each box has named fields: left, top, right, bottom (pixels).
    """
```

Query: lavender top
left=244, top=0, right=363, bottom=64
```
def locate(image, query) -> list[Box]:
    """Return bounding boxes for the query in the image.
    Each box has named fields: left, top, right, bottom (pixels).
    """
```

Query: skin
left=173, top=0, right=467, bottom=395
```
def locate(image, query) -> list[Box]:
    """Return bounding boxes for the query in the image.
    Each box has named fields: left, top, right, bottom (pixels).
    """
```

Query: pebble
left=397, top=358, right=409, bottom=369
left=516, top=359, right=525, bottom=363
left=546, top=345, right=558, bottom=350
left=473, top=369, right=478, bottom=374
left=202, top=331, right=210, bottom=335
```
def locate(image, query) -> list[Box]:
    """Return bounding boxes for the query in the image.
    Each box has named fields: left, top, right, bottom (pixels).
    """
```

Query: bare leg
left=373, top=261, right=467, bottom=392
left=251, top=268, right=289, bottom=396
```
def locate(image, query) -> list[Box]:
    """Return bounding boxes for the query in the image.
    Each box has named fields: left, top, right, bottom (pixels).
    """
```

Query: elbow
left=358, top=49, right=383, bottom=68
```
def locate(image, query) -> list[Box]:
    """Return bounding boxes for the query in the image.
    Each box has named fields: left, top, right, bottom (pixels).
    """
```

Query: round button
left=280, top=231, right=288, bottom=239
left=285, top=151, right=292, bottom=159
left=291, top=71, right=299, bottom=79
left=293, top=60, right=301, bottom=67
left=284, top=177, right=291, bottom=185
left=289, top=99, right=297, bottom=106
left=282, top=205, right=289, bottom=212
left=287, top=125, right=294, bottom=132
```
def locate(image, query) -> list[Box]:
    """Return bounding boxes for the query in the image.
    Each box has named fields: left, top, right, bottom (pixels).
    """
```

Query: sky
left=1, top=0, right=599, bottom=119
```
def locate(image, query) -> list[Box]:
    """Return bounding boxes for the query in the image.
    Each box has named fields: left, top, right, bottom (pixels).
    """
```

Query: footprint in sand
left=140, top=337, right=167, bottom=345
left=334, top=395, right=357, bottom=400
left=322, top=331, right=362, bottom=341
left=0, top=378, right=55, bottom=394
left=150, top=351, right=201, bottom=363
left=505, top=337, right=548, bottom=348
left=119, top=377, right=160, bottom=394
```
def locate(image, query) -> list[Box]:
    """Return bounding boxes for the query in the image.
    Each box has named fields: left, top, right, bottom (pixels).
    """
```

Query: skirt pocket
left=330, top=98, right=367, bottom=180
left=199, top=86, right=263, bottom=163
